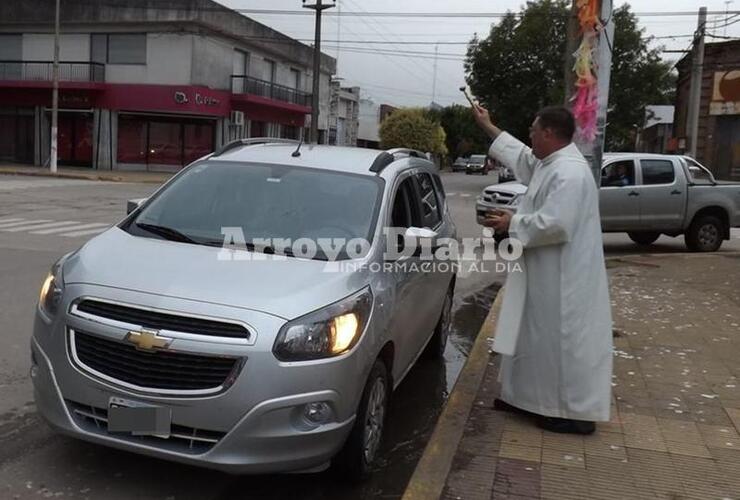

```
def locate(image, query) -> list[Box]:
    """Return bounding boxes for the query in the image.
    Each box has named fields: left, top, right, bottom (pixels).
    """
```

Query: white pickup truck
left=476, top=153, right=740, bottom=252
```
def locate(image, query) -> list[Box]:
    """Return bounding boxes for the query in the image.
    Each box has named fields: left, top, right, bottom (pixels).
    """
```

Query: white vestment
left=489, top=132, right=613, bottom=422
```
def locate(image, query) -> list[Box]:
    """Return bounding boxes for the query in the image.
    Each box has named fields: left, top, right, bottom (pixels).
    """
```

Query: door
left=599, top=159, right=640, bottom=231
left=385, top=174, right=429, bottom=381
left=57, top=113, right=93, bottom=167
left=713, top=115, right=740, bottom=181
left=636, top=158, right=685, bottom=231
left=412, top=172, right=451, bottom=348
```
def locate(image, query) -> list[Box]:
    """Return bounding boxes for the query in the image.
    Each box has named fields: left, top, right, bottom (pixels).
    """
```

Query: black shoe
left=492, top=398, right=533, bottom=416
left=537, top=416, right=596, bottom=435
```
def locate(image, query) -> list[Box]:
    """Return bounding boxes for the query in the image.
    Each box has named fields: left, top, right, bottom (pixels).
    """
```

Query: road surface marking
left=61, top=227, right=111, bottom=238
left=2, top=221, right=83, bottom=232
left=0, top=219, right=52, bottom=229
left=31, top=222, right=110, bottom=235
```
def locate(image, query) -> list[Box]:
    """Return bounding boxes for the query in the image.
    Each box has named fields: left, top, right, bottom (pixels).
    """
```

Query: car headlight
left=39, top=260, right=65, bottom=317
left=273, top=287, right=373, bottom=362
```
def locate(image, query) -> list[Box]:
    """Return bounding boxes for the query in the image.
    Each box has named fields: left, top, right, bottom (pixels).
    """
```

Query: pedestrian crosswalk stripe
left=0, top=218, right=24, bottom=224
left=0, top=219, right=52, bottom=229
left=62, top=227, right=111, bottom=238
left=30, top=222, right=110, bottom=235
left=2, top=221, right=84, bottom=232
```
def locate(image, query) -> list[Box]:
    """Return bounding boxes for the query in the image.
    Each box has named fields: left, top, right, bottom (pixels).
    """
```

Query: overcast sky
left=220, top=0, right=740, bottom=107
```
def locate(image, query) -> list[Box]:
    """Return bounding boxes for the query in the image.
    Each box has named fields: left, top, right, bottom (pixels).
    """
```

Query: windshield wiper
left=135, top=223, right=199, bottom=244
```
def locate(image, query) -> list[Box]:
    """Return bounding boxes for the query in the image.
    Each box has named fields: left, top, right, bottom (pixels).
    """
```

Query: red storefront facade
left=0, top=80, right=311, bottom=171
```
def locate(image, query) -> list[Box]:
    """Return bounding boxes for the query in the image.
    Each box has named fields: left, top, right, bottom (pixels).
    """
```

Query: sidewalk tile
left=725, top=407, right=740, bottom=434
left=664, top=439, right=712, bottom=458
left=541, top=448, right=585, bottom=469
left=492, top=458, right=540, bottom=498
left=498, top=443, right=541, bottom=463
left=501, top=430, right=543, bottom=448
left=540, top=464, right=590, bottom=499
left=541, top=432, right=585, bottom=453
left=583, top=432, right=627, bottom=461
left=657, top=418, right=703, bottom=444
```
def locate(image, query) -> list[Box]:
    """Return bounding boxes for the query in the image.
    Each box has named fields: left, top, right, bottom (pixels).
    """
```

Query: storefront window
left=117, top=114, right=214, bottom=169
left=117, top=116, right=147, bottom=164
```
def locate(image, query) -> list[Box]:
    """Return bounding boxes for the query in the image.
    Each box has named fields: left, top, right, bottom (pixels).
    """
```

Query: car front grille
left=482, top=190, right=516, bottom=204
left=66, top=399, right=226, bottom=454
left=74, top=299, right=250, bottom=340
left=71, top=330, right=241, bottom=394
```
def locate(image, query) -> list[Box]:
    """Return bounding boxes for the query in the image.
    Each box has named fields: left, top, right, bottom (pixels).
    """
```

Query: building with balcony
left=328, top=81, right=359, bottom=146
left=0, top=0, right=336, bottom=171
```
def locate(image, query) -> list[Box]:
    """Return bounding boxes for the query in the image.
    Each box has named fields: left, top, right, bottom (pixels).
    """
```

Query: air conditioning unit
left=230, top=110, right=244, bottom=126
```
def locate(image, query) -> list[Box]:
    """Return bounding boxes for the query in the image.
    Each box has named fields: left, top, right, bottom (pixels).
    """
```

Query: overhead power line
left=237, top=8, right=740, bottom=18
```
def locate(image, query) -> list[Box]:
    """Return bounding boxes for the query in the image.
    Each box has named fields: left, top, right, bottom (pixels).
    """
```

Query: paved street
left=0, top=172, right=738, bottom=499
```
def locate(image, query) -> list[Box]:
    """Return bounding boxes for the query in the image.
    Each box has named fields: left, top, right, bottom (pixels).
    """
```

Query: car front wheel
left=424, top=289, right=452, bottom=358
left=334, top=360, right=389, bottom=481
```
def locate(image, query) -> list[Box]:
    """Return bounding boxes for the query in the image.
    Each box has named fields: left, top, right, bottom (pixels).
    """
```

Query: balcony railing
left=0, top=61, right=105, bottom=83
left=231, top=75, right=311, bottom=107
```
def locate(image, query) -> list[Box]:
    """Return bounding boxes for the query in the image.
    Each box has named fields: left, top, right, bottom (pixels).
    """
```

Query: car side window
left=415, top=173, right=442, bottom=229
left=641, top=160, right=675, bottom=185
left=601, top=160, right=635, bottom=187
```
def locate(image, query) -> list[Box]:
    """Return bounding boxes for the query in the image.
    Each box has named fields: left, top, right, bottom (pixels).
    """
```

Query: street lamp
left=302, top=0, right=336, bottom=144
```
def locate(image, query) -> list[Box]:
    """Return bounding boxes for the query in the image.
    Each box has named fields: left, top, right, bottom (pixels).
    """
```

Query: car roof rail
left=212, top=137, right=299, bottom=157
left=369, top=148, right=428, bottom=174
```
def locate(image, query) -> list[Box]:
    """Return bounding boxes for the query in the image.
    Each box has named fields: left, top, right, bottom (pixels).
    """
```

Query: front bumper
left=31, top=285, right=375, bottom=474
left=475, top=198, right=519, bottom=225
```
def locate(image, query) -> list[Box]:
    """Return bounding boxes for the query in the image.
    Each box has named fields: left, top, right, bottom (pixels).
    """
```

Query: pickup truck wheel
left=685, top=215, right=725, bottom=252
left=334, top=360, right=389, bottom=482
left=424, top=289, right=453, bottom=359
left=628, top=232, right=660, bottom=246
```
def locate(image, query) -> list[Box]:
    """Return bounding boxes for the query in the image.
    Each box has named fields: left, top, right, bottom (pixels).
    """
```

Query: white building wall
left=358, top=99, right=380, bottom=143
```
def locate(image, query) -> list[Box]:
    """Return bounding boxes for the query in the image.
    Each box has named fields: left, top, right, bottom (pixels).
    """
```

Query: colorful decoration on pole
left=571, top=0, right=602, bottom=142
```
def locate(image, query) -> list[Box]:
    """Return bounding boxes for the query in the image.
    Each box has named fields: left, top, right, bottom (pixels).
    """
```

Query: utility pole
left=50, top=0, right=60, bottom=174
left=432, top=43, right=438, bottom=104
left=335, top=0, right=341, bottom=75
left=563, top=0, right=579, bottom=106
left=303, top=0, right=335, bottom=144
left=687, top=6, right=707, bottom=158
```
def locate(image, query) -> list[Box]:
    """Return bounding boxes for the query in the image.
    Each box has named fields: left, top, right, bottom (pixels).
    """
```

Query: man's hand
left=471, top=104, right=502, bottom=139
left=482, top=209, right=513, bottom=233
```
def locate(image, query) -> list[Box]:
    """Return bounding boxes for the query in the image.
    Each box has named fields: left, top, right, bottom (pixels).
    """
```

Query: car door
left=635, top=158, right=685, bottom=231
left=411, top=171, right=451, bottom=353
left=385, top=172, right=430, bottom=380
left=599, top=159, right=640, bottom=231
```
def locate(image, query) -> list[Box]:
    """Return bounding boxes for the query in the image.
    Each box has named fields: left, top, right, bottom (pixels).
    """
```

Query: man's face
left=529, top=117, right=548, bottom=159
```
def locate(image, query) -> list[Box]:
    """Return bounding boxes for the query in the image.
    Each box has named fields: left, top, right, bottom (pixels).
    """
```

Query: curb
left=402, top=288, right=504, bottom=500
left=0, top=168, right=169, bottom=184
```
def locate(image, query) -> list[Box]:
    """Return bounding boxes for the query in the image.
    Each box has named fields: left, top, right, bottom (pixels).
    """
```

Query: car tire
left=424, top=289, right=453, bottom=359
left=685, top=215, right=725, bottom=252
left=334, top=360, right=389, bottom=482
left=627, top=232, right=660, bottom=246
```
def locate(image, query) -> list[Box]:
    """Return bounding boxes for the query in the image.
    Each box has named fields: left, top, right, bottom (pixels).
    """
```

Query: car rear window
left=641, top=160, right=675, bottom=185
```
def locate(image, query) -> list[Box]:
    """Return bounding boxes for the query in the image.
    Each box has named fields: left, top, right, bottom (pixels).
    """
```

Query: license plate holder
left=107, top=397, right=171, bottom=438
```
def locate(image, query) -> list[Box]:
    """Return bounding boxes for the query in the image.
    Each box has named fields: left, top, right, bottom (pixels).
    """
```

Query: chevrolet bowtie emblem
left=126, top=329, right=172, bottom=352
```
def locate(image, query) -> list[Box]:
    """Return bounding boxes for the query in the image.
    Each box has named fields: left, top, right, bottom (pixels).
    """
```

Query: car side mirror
left=126, top=198, right=147, bottom=215
left=405, top=227, right=438, bottom=240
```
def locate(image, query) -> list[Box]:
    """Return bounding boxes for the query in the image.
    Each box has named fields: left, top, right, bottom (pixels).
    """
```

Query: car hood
left=482, top=182, right=527, bottom=195
left=63, top=228, right=370, bottom=320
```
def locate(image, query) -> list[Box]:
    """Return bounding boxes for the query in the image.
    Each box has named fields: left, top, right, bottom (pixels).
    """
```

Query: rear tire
left=685, top=215, right=725, bottom=252
left=334, top=360, right=389, bottom=482
left=628, top=232, right=660, bottom=246
left=424, top=289, right=453, bottom=359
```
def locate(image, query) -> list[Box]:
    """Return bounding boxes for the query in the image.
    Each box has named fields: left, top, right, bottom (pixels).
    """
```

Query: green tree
left=379, top=108, right=448, bottom=155
left=465, top=1, right=675, bottom=151
left=429, top=105, right=490, bottom=159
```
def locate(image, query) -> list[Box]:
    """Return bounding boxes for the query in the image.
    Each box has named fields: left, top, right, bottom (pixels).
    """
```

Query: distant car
left=476, top=153, right=740, bottom=251
left=465, top=154, right=488, bottom=175
left=451, top=157, right=467, bottom=172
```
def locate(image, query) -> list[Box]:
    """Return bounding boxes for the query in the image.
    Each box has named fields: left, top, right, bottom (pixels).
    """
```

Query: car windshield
left=469, top=155, right=486, bottom=164
left=124, top=161, right=383, bottom=260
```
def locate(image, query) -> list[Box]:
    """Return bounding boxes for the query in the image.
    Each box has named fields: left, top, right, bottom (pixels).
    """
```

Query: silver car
left=31, top=140, right=456, bottom=479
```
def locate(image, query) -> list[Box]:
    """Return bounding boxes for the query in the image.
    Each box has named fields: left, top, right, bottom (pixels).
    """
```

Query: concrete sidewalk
left=0, top=163, right=172, bottom=184
left=405, top=253, right=740, bottom=500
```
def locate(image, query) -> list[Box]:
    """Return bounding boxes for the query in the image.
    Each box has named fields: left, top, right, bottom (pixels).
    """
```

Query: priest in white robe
left=472, top=104, right=612, bottom=434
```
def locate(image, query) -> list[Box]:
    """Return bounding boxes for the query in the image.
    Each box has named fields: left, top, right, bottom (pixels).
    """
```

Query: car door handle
left=628, top=191, right=639, bottom=197
left=671, top=190, right=682, bottom=195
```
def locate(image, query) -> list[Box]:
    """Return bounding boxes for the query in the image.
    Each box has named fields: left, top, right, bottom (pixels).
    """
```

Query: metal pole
left=432, top=43, right=438, bottom=104
left=303, top=0, right=335, bottom=144
left=563, top=0, right=579, bottom=107
left=687, top=7, right=707, bottom=158
left=50, top=0, right=60, bottom=173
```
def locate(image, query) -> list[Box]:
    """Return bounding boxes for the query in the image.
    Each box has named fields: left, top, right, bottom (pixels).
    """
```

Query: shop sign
left=710, top=70, right=740, bottom=116
left=174, top=90, right=221, bottom=107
